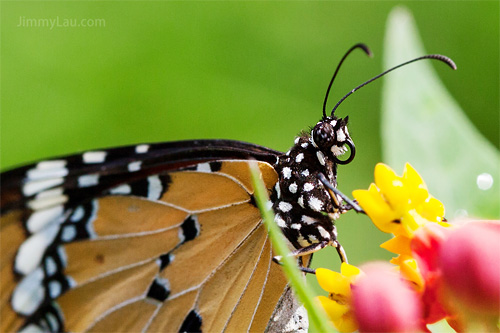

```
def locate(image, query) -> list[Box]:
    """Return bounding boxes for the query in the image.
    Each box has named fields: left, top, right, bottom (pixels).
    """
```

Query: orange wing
left=1, top=160, right=293, bottom=332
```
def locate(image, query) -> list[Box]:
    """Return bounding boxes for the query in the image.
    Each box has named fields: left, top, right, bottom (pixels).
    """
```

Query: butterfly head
left=312, top=116, right=355, bottom=165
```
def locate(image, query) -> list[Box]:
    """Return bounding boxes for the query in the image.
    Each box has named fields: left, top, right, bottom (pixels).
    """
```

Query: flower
left=326, top=162, right=499, bottom=332
left=411, top=223, right=454, bottom=327
left=439, top=221, right=500, bottom=321
left=353, top=163, right=445, bottom=239
left=315, top=263, right=362, bottom=332
left=352, top=263, right=422, bottom=333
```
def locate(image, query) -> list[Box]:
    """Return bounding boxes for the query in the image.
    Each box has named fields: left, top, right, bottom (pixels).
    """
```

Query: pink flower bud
left=352, top=263, right=422, bottom=333
left=439, top=221, right=500, bottom=316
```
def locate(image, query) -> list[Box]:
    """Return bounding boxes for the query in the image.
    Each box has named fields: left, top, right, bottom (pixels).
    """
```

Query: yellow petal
left=316, top=295, right=348, bottom=321
left=374, top=163, right=398, bottom=186
left=340, top=263, right=362, bottom=279
left=374, top=164, right=410, bottom=211
left=438, top=221, right=453, bottom=228
left=334, top=310, right=358, bottom=333
left=399, top=258, right=424, bottom=291
left=403, top=163, right=426, bottom=189
left=400, top=210, right=429, bottom=237
left=316, top=268, right=349, bottom=295
left=380, top=235, right=412, bottom=255
left=390, top=254, right=413, bottom=266
left=403, top=163, right=429, bottom=205
left=353, top=188, right=399, bottom=234
left=421, top=196, right=445, bottom=221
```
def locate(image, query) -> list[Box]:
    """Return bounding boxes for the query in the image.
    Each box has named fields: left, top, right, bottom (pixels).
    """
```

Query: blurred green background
left=2, top=2, right=498, bottom=293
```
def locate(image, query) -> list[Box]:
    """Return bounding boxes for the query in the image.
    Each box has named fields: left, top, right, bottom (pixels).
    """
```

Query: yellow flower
left=315, top=263, right=362, bottom=333
left=390, top=255, right=425, bottom=292
left=380, top=235, right=412, bottom=256
left=353, top=163, right=445, bottom=238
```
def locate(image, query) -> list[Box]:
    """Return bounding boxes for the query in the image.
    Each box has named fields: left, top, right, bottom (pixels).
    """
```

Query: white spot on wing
left=45, top=256, right=57, bottom=276
left=15, top=223, right=60, bottom=275
left=128, top=161, right=142, bottom=172
left=70, top=206, right=84, bottom=222
left=19, top=324, right=44, bottom=333
left=177, top=228, right=185, bottom=244
left=282, top=167, right=292, bottom=179
left=294, top=137, right=300, bottom=144
left=301, top=169, right=310, bottom=177
left=26, top=205, right=64, bottom=233
left=45, top=312, right=60, bottom=332
left=26, top=160, right=68, bottom=181
left=278, top=201, right=293, bottom=212
left=28, top=188, right=68, bottom=210
left=36, top=160, right=66, bottom=170
left=295, top=153, right=304, bottom=163
left=85, top=200, right=99, bottom=239
left=12, top=268, right=45, bottom=315
left=156, top=277, right=170, bottom=289
left=48, top=280, right=62, bottom=298
left=308, top=196, right=324, bottom=212
left=23, top=177, right=64, bottom=197
left=301, top=142, right=308, bottom=148
left=110, top=184, right=132, bottom=195
left=289, top=182, right=298, bottom=194
left=83, top=151, right=107, bottom=164
left=291, top=223, right=301, bottom=230
left=78, top=174, right=99, bottom=188
left=66, top=275, right=76, bottom=288
left=196, top=163, right=211, bottom=172
left=148, top=176, right=163, bottom=200
left=136, top=144, right=150, bottom=154
left=61, top=225, right=77, bottom=242
left=57, top=246, right=68, bottom=268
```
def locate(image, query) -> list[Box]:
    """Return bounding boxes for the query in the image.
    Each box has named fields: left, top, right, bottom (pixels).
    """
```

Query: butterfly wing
left=1, top=140, right=295, bottom=332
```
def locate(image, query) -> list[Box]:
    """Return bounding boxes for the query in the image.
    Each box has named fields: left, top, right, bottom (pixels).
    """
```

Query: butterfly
left=0, top=44, right=456, bottom=332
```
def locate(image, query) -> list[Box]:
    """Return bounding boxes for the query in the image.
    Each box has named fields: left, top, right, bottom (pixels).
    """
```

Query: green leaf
left=382, top=7, right=500, bottom=220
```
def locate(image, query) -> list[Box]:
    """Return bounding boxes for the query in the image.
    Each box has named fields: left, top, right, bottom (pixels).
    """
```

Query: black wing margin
left=1, top=139, right=282, bottom=213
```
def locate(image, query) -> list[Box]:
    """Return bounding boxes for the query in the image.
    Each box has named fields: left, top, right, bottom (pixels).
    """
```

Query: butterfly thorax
left=271, top=116, right=352, bottom=250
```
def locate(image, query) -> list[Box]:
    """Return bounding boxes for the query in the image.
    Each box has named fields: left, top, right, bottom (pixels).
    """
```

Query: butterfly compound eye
left=312, top=122, right=335, bottom=150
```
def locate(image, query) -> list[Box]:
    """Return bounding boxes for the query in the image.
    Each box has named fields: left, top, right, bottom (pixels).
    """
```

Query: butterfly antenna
left=330, top=54, right=456, bottom=116
left=322, top=43, right=373, bottom=120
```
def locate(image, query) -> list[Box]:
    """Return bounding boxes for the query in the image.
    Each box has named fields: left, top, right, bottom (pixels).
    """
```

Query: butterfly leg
left=272, top=239, right=348, bottom=274
left=333, top=240, right=348, bottom=264
left=272, top=241, right=330, bottom=274
left=317, top=172, right=364, bottom=214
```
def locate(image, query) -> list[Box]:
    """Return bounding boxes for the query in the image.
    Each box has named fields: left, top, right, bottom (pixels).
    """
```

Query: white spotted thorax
left=272, top=116, right=352, bottom=250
